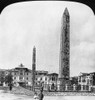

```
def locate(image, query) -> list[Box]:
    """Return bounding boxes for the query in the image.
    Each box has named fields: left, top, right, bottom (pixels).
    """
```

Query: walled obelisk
left=32, top=46, right=36, bottom=91
left=59, top=8, right=70, bottom=84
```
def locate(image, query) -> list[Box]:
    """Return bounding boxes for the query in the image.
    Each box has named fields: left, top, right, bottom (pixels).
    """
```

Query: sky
left=0, top=1, right=95, bottom=76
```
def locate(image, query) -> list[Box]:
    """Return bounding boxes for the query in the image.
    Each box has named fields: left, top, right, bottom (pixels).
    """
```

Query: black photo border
left=0, top=0, right=95, bottom=14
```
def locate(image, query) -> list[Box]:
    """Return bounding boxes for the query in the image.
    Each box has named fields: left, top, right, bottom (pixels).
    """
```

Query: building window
left=27, top=77, right=28, bottom=80
left=45, top=77, right=47, bottom=81
left=53, top=77, right=55, bottom=81
left=20, top=73, right=23, bottom=75
left=35, top=82, right=37, bottom=85
left=20, top=70, right=23, bottom=75
left=82, top=78, right=86, bottom=82
left=19, top=77, right=23, bottom=80
left=52, top=77, right=55, bottom=81
left=14, top=77, right=16, bottom=80
left=40, top=78, right=42, bottom=81
left=78, top=77, right=81, bottom=82
left=90, top=79, right=92, bottom=84
left=87, top=79, right=89, bottom=85
left=14, top=72, right=16, bottom=75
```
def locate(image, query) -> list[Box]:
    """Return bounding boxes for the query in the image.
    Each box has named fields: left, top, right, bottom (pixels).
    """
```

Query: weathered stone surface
left=32, top=46, right=36, bottom=91
left=59, top=8, right=70, bottom=80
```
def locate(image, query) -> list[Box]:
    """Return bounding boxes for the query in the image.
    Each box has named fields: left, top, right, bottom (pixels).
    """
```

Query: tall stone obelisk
left=32, top=46, right=36, bottom=91
left=59, top=8, right=70, bottom=81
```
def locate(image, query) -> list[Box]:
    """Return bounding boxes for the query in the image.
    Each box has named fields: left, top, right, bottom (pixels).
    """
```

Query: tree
left=5, top=73, right=13, bottom=84
left=5, top=73, right=13, bottom=90
left=0, top=71, right=5, bottom=85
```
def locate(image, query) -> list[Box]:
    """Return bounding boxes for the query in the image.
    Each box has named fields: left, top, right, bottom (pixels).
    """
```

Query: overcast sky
left=0, top=1, right=95, bottom=76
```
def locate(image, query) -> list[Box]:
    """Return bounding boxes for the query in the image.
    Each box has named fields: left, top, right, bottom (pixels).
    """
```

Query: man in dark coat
left=9, top=83, right=12, bottom=91
left=39, top=87, right=44, bottom=100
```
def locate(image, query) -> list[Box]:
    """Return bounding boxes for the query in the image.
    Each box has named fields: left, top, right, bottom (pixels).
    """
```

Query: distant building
left=35, top=70, right=48, bottom=85
left=70, top=76, right=78, bottom=85
left=35, top=70, right=49, bottom=91
left=0, top=64, right=58, bottom=92
left=11, top=64, right=32, bottom=86
left=78, top=72, right=95, bottom=86
left=48, top=73, right=58, bottom=91
left=35, top=71, right=58, bottom=91
left=78, top=72, right=95, bottom=91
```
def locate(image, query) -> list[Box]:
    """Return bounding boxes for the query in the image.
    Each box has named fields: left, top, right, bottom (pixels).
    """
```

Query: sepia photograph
left=0, top=1, right=95, bottom=100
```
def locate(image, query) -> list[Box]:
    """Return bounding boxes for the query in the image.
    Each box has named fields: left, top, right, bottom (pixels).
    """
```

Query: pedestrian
left=9, top=83, right=12, bottom=91
left=34, top=92, right=39, bottom=100
left=39, top=90, right=44, bottom=100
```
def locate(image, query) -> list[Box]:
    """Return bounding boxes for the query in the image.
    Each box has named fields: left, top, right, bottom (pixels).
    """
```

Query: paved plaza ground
left=0, top=90, right=95, bottom=100
left=0, top=86, right=95, bottom=100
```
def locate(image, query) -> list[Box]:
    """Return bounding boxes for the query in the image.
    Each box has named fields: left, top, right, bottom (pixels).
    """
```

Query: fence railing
left=42, top=84, right=93, bottom=92
left=19, top=83, right=93, bottom=92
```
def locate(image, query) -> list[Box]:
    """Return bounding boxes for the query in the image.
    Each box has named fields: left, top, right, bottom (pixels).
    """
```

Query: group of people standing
left=34, top=88, right=44, bottom=100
